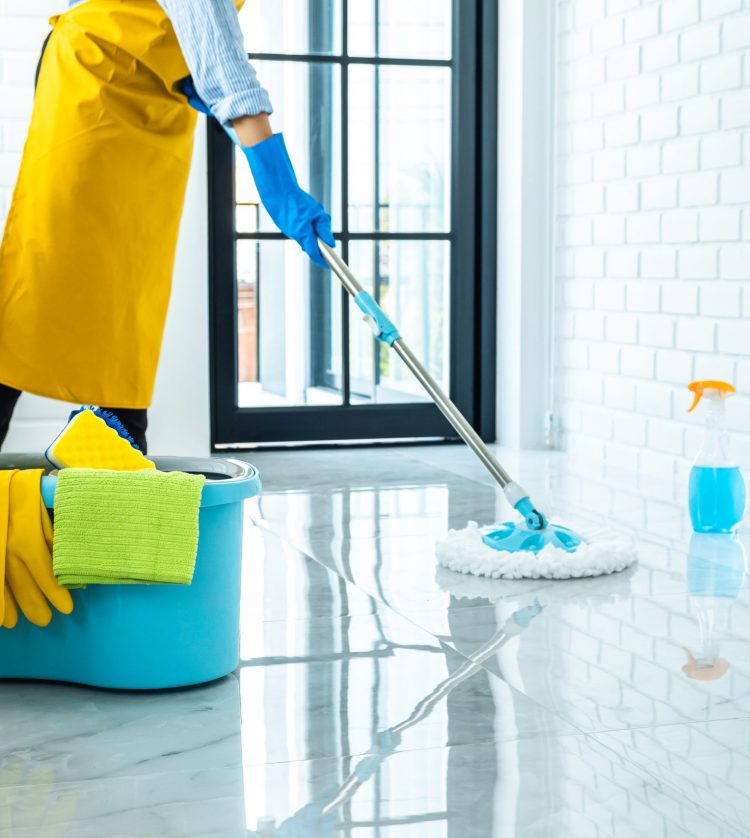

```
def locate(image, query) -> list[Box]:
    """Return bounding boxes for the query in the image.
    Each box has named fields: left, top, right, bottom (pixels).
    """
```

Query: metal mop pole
left=319, top=240, right=546, bottom=530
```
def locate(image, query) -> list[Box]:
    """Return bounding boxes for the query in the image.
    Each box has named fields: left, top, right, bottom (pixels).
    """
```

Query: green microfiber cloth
left=52, top=468, right=206, bottom=587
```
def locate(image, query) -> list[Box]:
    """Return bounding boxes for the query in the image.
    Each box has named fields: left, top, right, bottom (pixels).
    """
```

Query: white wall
left=554, top=0, right=750, bottom=482
left=496, top=0, right=557, bottom=450
left=0, top=1, right=211, bottom=456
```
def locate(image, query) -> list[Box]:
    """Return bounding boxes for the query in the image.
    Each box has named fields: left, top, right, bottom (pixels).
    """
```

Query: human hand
left=241, top=133, right=335, bottom=268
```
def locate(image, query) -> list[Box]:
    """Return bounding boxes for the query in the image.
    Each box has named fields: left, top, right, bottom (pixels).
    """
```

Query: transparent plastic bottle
left=687, top=380, right=747, bottom=534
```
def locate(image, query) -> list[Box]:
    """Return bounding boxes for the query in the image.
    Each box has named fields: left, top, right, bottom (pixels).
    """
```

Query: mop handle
left=319, top=626, right=514, bottom=818
left=390, top=627, right=512, bottom=734
left=318, top=239, right=514, bottom=491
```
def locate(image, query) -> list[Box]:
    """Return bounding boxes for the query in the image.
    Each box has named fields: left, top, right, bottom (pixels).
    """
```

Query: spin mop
left=319, top=242, right=636, bottom=581
left=195, top=84, right=633, bottom=579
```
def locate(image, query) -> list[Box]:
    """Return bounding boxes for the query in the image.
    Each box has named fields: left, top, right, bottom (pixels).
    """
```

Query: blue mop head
left=437, top=521, right=636, bottom=580
left=437, top=496, right=635, bottom=579
left=479, top=495, right=585, bottom=554
left=481, top=521, right=584, bottom=554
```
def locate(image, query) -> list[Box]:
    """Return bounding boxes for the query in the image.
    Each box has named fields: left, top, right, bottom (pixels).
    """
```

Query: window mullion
left=248, top=52, right=452, bottom=68
left=341, top=0, right=351, bottom=405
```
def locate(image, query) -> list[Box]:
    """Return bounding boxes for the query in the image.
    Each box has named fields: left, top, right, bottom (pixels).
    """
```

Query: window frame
left=208, top=0, right=498, bottom=448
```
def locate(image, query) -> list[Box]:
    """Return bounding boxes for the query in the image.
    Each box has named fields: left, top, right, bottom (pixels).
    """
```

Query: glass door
left=209, top=0, right=497, bottom=446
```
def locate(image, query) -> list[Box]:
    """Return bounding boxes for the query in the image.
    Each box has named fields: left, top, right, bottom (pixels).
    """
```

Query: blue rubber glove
left=179, top=79, right=333, bottom=268
left=180, top=77, right=212, bottom=116
left=242, top=133, right=335, bottom=268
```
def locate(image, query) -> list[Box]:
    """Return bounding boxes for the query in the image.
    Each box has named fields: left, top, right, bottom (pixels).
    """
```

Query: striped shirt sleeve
left=157, top=0, right=273, bottom=122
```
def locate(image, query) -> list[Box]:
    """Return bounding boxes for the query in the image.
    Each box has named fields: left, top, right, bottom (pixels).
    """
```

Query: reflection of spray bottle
left=687, top=380, right=747, bottom=533
left=683, top=533, right=745, bottom=681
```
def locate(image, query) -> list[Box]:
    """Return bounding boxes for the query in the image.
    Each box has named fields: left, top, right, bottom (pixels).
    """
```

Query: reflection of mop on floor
left=682, top=534, right=745, bottom=682
left=252, top=601, right=544, bottom=837
left=436, top=559, right=637, bottom=607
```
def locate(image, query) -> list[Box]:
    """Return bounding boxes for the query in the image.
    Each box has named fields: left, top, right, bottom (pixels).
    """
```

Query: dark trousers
left=0, top=384, right=149, bottom=454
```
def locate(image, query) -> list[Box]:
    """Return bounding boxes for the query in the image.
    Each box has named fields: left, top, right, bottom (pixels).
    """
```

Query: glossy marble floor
left=2, top=444, right=750, bottom=836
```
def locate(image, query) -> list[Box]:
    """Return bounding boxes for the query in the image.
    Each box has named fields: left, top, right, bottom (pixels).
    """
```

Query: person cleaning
left=0, top=0, right=334, bottom=454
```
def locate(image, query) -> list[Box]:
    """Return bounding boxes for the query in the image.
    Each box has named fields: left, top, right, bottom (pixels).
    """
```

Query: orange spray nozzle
left=687, top=380, right=736, bottom=412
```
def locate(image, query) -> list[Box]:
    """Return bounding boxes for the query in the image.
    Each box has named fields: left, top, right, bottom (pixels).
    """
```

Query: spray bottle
left=687, top=380, right=747, bottom=533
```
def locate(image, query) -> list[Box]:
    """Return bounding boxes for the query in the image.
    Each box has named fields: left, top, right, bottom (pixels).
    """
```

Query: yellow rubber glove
left=3, top=585, right=18, bottom=630
left=0, top=469, right=14, bottom=628
left=5, top=470, right=73, bottom=627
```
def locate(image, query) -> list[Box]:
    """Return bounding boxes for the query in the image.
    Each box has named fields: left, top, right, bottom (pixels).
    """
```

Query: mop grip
left=353, top=291, right=401, bottom=345
left=315, top=240, right=400, bottom=344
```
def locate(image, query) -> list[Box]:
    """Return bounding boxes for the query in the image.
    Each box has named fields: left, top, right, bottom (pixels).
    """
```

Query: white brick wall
left=555, top=0, right=750, bottom=477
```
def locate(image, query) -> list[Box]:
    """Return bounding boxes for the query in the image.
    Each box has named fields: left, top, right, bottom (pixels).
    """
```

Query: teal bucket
left=0, top=454, right=260, bottom=690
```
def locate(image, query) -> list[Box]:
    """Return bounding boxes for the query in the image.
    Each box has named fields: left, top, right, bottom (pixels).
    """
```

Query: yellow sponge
left=45, top=409, right=155, bottom=471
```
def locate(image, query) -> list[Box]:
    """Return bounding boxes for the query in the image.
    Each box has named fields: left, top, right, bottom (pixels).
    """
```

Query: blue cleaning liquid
left=689, top=466, right=747, bottom=533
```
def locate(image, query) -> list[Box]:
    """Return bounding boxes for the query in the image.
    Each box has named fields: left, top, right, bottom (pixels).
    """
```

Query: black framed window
left=209, top=0, right=497, bottom=447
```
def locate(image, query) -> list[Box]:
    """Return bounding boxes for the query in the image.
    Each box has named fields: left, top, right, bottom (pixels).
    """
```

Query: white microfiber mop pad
left=436, top=521, right=637, bottom=580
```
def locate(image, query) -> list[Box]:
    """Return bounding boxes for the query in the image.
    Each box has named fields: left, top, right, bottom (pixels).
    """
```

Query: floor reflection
left=241, top=445, right=750, bottom=837
left=1, top=446, right=748, bottom=836
left=243, top=602, right=542, bottom=835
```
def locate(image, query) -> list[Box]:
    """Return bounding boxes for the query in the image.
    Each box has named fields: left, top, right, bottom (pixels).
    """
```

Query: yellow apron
left=0, top=0, right=225, bottom=408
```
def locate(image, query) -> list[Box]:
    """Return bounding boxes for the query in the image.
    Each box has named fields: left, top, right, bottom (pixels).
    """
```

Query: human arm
left=159, top=0, right=272, bottom=123
left=231, top=113, right=273, bottom=147
left=168, top=0, right=334, bottom=266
